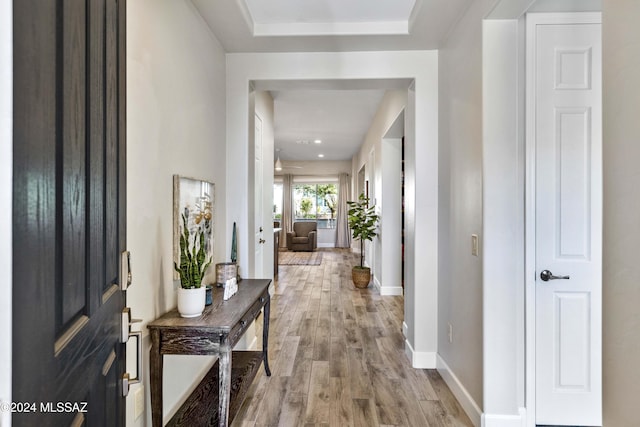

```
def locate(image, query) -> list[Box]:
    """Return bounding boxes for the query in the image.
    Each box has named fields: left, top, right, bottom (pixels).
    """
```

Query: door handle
left=121, top=308, right=142, bottom=397
left=540, top=270, right=570, bottom=281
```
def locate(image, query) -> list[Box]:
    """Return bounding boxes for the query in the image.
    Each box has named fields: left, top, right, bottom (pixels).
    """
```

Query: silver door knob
left=540, top=270, right=570, bottom=281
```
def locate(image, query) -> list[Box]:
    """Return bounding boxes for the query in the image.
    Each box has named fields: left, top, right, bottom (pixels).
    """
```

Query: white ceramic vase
left=177, top=287, right=206, bottom=318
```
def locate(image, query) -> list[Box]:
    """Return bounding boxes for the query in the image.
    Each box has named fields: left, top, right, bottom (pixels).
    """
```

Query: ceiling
left=191, top=0, right=473, bottom=163
left=272, top=89, right=385, bottom=162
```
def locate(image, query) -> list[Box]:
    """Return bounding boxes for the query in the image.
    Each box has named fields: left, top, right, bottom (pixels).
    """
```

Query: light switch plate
left=471, top=234, right=479, bottom=256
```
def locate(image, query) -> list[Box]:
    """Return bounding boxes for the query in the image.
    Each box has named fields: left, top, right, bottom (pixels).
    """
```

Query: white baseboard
left=380, top=285, right=403, bottom=296
left=481, top=408, right=526, bottom=427
left=436, top=355, right=483, bottom=427
left=373, top=275, right=382, bottom=292
left=317, top=243, right=335, bottom=248
left=403, top=339, right=436, bottom=368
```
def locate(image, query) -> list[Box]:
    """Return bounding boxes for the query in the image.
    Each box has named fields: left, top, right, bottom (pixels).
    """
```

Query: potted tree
left=347, top=193, right=379, bottom=288
left=174, top=213, right=212, bottom=317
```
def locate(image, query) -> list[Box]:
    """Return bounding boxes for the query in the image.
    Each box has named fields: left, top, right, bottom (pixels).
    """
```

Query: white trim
left=481, top=408, right=527, bottom=427
left=226, top=50, right=440, bottom=389
left=379, top=286, right=403, bottom=296
left=254, top=21, right=410, bottom=37
left=373, top=275, right=382, bottom=292
left=481, top=17, right=527, bottom=419
left=403, top=339, right=436, bottom=368
left=436, top=355, right=482, bottom=427
left=402, top=321, right=409, bottom=339
left=524, top=14, right=538, bottom=427
left=317, top=243, right=335, bottom=248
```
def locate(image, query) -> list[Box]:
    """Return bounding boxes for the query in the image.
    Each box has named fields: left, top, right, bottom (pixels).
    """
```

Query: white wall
left=353, top=91, right=407, bottom=172
left=227, top=52, right=439, bottom=367
left=602, top=0, right=640, bottom=424
left=482, top=18, right=526, bottom=425
left=437, top=1, right=488, bottom=421
left=0, top=0, right=12, bottom=425
left=352, top=91, right=406, bottom=296
left=379, top=137, right=403, bottom=295
left=126, top=0, right=227, bottom=424
left=351, top=92, right=406, bottom=296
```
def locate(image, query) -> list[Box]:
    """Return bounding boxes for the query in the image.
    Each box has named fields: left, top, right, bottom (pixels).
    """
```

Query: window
left=273, top=181, right=339, bottom=229
left=293, top=183, right=337, bottom=229
left=273, top=183, right=283, bottom=221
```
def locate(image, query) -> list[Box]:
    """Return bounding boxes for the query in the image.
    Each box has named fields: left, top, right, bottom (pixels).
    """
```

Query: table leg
left=218, top=349, right=232, bottom=427
left=149, top=330, right=163, bottom=427
left=262, top=295, right=271, bottom=376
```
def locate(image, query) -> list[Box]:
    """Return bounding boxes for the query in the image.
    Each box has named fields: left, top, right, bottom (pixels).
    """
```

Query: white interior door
left=529, top=13, right=602, bottom=426
left=254, top=114, right=264, bottom=277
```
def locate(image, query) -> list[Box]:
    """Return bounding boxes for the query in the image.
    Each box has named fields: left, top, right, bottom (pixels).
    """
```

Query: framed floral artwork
left=173, top=175, right=214, bottom=280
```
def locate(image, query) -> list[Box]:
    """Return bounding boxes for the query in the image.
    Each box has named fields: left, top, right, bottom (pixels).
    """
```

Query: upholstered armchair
left=286, top=221, right=317, bottom=251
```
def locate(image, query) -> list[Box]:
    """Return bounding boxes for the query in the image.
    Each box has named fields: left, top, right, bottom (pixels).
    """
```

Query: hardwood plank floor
left=232, top=249, right=473, bottom=427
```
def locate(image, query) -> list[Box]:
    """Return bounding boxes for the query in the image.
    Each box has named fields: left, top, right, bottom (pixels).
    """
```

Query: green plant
left=347, top=193, right=379, bottom=268
left=174, top=213, right=212, bottom=288
left=300, top=198, right=313, bottom=218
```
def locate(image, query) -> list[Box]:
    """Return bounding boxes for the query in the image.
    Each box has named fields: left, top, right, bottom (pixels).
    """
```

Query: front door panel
left=13, top=0, right=127, bottom=424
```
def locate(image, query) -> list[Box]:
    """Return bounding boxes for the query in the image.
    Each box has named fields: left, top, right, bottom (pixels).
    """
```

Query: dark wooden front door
left=12, top=0, right=127, bottom=425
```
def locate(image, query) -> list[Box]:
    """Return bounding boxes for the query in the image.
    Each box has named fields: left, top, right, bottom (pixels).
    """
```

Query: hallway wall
left=437, top=0, right=490, bottom=418
left=602, top=0, right=640, bottom=424
left=126, top=0, right=227, bottom=424
left=352, top=90, right=407, bottom=294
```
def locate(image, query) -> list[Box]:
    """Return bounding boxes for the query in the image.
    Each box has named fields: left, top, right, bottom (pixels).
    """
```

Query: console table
left=148, top=279, right=271, bottom=427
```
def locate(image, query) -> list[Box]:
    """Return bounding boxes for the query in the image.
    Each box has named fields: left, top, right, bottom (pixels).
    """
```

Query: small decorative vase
left=216, top=262, right=237, bottom=286
left=205, top=285, right=213, bottom=306
left=177, top=287, right=206, bottom=318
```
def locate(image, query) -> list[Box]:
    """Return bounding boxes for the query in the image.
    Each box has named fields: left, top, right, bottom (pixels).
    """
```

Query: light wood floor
left=232, top=248, right=473, bottom=427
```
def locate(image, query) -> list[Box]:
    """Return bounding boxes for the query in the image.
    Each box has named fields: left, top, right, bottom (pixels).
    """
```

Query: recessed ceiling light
left=318, top=154, right=324, bottom=158
left=314, top=139, right=322, bottom=144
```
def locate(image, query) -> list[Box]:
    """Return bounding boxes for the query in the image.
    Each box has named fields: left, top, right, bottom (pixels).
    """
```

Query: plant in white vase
left=174, top=213, right=212, bottom=317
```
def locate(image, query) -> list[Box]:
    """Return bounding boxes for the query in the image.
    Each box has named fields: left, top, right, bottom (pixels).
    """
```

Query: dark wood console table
left=148, top=279, right=271, bottom=427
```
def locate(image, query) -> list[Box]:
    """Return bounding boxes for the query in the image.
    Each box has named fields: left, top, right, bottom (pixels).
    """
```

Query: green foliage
left=300, top=198, right=314, bottom=218
left=174, top=213, right=212, bottom=289
left=316, top=184, right=337, bottom=199
left=318, top=184, right=338, bottom=218
left=347, top=193, right=379, bottom=268
left=294, top=183, right=338, bottom=219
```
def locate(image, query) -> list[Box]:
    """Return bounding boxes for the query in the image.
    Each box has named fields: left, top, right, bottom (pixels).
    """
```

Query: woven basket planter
left=352, top=266, right=371, bottom=289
